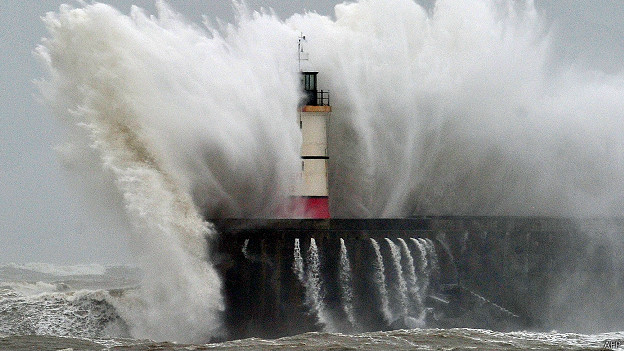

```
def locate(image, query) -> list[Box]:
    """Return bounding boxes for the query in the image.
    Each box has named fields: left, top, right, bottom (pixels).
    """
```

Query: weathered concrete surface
left=211, top=217, right=624, bottom=340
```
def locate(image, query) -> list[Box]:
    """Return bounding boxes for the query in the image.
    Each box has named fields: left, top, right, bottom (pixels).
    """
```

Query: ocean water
left=1, top=263, right=622, bottom=351
left=33, top=0, right=624, bottom=347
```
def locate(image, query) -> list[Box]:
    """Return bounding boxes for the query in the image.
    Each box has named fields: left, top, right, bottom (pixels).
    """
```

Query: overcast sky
left=1, top=0, right=623, bottom=265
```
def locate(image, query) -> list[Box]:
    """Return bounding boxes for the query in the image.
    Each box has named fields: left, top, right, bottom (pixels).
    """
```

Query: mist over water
left=302, top=0, right=624, bottom=217
left=37, top=2, right=238, bottom=342
left=37, top=0, right=624, bottom=343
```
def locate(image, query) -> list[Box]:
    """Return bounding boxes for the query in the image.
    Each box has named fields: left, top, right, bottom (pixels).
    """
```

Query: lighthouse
left=294, top=71, right=331, bottom=218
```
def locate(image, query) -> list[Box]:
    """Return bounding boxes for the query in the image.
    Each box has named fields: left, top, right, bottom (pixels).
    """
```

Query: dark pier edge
left=209, top=216, right=624, bottom=340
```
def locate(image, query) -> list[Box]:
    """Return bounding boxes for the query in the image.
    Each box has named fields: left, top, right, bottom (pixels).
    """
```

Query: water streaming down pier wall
left=212, top=217, right=624, bottom=340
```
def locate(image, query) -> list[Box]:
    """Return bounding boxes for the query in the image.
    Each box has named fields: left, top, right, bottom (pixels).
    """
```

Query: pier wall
left=211, top=217, right=624, bottom=340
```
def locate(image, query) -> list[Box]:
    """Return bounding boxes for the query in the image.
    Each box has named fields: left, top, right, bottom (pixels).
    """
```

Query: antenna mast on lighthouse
left=298, top=33, right=308, bottom=72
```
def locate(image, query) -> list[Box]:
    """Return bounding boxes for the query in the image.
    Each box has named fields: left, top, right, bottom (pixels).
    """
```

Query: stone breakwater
left=212, top=217, right=624, bottom=340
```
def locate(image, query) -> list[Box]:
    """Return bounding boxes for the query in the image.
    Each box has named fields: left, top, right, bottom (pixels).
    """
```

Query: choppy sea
left=1, top=263, right=622, bottom=351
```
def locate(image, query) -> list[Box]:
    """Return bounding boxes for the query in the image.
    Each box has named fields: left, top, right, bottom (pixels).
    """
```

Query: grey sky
left=1, top=0, right=623, bottom=264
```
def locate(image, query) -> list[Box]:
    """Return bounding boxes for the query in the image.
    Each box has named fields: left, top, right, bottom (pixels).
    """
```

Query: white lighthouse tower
left=292, top=36, right=330, bottom=218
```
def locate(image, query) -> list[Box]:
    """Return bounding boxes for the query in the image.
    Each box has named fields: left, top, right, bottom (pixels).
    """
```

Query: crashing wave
left=0, top=289, right=130, bottom=339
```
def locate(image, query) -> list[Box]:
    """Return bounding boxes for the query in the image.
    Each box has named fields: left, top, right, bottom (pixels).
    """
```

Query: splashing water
left=413, top=238, right=429, bottom=270
left=424, top=238, right=440, bottom=278
left=301, top=0, right=624, bottom=218
left=339, top=238, right=357, bottom=329
left=37, top=3, right=229, bottom=342
left=39, top=1, right=624, bottom=216
left=37, top=0, right=624, bottom=341
left=370, top=238, right=392, bottom=323
left=412, top=238, right=432, bottom=294
left=0, top=289, right=127, bottom=339
left=397, top=238, right=422, bottom=314
left=293, top=238, right=305, bottom=282
left=241, top=239, right=250, bottom=259
left=305, top=239, right=334, bottom=331
left=385, top=238, right=409, bottom=318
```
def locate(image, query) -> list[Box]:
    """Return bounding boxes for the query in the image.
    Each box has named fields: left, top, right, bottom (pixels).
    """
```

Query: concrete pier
left=211, top=217, right=624, bottom=340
